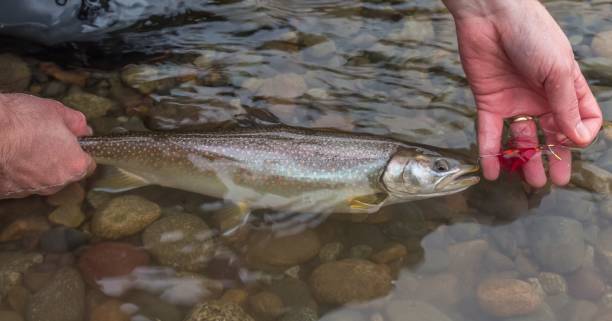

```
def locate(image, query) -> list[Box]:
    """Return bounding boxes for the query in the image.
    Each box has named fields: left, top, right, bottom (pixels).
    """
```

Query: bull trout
left=79, top=126, right=480, bottom=221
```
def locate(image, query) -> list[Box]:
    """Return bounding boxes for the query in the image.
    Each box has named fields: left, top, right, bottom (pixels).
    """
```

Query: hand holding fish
left=0, top=93, right=95, bottom=198
left=443, top=0, right=603, bottom=187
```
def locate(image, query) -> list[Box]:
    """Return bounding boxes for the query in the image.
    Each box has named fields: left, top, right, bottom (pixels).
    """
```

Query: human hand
left=0, top=93, right=95, bottom=199
left=443, top=0, right=602, bottom=187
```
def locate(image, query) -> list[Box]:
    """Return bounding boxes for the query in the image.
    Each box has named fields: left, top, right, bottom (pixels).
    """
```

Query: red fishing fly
left=480, top=138, right=565, bottom=172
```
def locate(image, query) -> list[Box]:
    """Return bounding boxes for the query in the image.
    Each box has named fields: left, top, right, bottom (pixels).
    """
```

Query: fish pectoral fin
left=348, top=193, right=388, bottom=210
left=211, top=201, right=251, bottom=235
left=91, top=166, right=151, bottom=193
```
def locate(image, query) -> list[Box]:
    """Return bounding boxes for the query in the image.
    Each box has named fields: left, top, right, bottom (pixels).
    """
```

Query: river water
left=0, top=1, right=611, bottom=321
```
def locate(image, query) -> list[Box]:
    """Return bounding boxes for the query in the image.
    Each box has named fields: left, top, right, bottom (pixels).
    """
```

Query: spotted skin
left=79, top=126, right=478, bottom=214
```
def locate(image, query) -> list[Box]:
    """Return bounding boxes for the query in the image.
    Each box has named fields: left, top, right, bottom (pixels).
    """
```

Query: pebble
left=447, top=239, right=488, bottom=290
left=78, top=242, right=150, bottom=287
left=309, top=259, right=392, bottom=305
left=0, top=54, right=31, bottom=92
left=448, top=222, right=482, bottom=242
left=385, top=300, right=452, bottom=321
left=415, top=273, right=460, bottom=308
left=0, top=252, right=43, bottom=301
left=571, top=161, right=612, bottom=194
left=388, top=18, right=435, bottom=43
left=23, top=270, right=54, bottom=292
left=7, top=285, right=29, bottom=314
left=91, top=195, right=161, bottom=240
left=489, top=221, right=527, bottom=257
left=280, top=307, right=318, bottom=321
left=515, top=253, right=540, bottom=277
left=596, top=227, right=612, bottom=279
left=245, top=230, right=320, bottom=269
left=268, top=278, right=317, bottom=311
left=248, top=291, right=284, bottom=320
left=370, top=243, right=407, bottom=264
left=184, top=300, right=254, bottom=321
left=221, top=289, right=249, bottom=306
left=125, top=291, right=183, bottom=321
left=243, top=73, right=307, bottom=99
left=90, top=299, right=130, bottom=321
left=418, top=248, right=449, bottom=273
left=26, top=267, right=84, bottom=321
left=0, top=216, right=50, bottom=242
left=319, top=242, right=344, bottom=263
left=476, top=277, right=543, bottom=317
left=48, top=204, right=85, bottom=228
left=504, top=304, right=556, bottom=321
left=0, top=311, right=24, bottom=321
left=46, top=183, right=85, bottom=206
left=62, top=92, right=115, bottom=119
left=525, top=216, right=585, bottom=273
left=563, top=300, right=598, bottom=321
left=39, top=62, right=89, bottom=87
left=41, top=81, right=67, bottom=98
left=484, top=248, right=515, bottom=271
left=592, top=30, right=612, bottom=58
left=39, top=227, right=89, bottom=252
left=120, top=64, right=176, bottom=94
left=537, top=272, right=567, bottom=295
left=567, top=267, right=606, bottom=300
left=348, top=245, right=373, bottom=260
left=86, top=190, right=113, bottom=209
left=142, top=213, right=216, bottom=272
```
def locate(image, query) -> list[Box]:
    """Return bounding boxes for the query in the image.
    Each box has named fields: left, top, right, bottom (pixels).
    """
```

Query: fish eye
left=433, top=159, right=450, bottom=172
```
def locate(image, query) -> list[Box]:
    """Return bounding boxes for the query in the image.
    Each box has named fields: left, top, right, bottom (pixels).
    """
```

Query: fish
left=79, top=126, right=480, bottom=230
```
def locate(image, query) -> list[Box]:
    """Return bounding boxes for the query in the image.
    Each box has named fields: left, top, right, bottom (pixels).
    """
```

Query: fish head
left=381, top=146, right=480, bottom=200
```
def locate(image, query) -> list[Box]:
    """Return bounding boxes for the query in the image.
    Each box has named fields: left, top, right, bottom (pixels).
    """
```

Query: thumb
left=544, top=64, right=592, bottom=146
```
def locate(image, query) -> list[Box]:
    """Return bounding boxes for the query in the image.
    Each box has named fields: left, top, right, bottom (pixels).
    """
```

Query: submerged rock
left=526, top=216, right=585, bottom=273
left=309, top=259, right=392, bottom=305
left=142, top=213, right=216, bottom=272
left=78, top=242, right=150, bottom=287
left=0, top=252, right=43, bottom=303
left=0, top=311, right=24, bottom=321
left=0, top=54, right=31, bottom=92
left=571, top=161, right=612, bottom=195
left=91, top=195, right=161, bottom=240
left=245, top=230, right=321, bottom=269
left=26, top=267, right=85, bottom=321
left=48, top=204, right=85, bottom=228
left=385, top=300, right=452, bottom=321
left=593, top=30, right=612, bottom=59
left=242, top=73, right=307, bottom=99
left=90, top=299, right=130, bottom=321
left=185, top=300, right=254, bottom=321
left=62, top=92, right=115, bottom=119
left=476, top=277, right=543, bottom=317
left=248, top=291, right=284, bottom=320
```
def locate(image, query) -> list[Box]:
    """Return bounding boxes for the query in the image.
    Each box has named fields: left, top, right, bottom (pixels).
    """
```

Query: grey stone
left=0, top=252, right=43, bottom=303
left=385, top=300, right=452, bottom=321
left=184, top=300, right=253, bottom=321
left=62, top=92, right=115, bottom=119
left=280, top=307, right=317, bottom=321
left=526, top=216, right=585, bottom=273
left=26, top=267, right=84, bottom=321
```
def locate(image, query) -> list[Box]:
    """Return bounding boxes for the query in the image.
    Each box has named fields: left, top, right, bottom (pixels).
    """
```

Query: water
left=0, top=1, right=611, bottom=321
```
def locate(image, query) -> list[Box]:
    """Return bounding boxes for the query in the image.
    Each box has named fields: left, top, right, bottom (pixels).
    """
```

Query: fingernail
left=86, top=126, right=94, bottom=135
left=576, top=122, right=590, bottom=141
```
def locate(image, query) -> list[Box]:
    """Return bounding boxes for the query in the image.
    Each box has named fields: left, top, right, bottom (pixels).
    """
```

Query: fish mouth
left=437, top=164, right=481, bottom=192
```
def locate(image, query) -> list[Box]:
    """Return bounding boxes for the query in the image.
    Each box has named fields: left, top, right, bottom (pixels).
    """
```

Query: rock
left=62, top=92, right=115, bottom=119
left=385, top=300, right=452, bottom=321
left=39, top=62, right=89, bottom=87
left=447, top=239, right=488, bottom=290
left=142, top=213, right=216, bottom=272
left=596, top=227, right=612, bottom=279
left=248, top=291, right=284, bottom=320
left=90, top=299, right=130, bottom=321
left=0, top=311, right=24, bottom=321
left=78, top=242, right=150, bottom=287
left=0, top=216, right=50, bottom=242
left=516, top=253, right=540, bottom=277
left=48, top=204, right=85, bottom=228
left=603, top=198, right=612, bottom=219
left=0, top=54, right=31, bottom=92
left=388, top=18, right=435, bottom=43
left=86, top=190, right=113, bottom=209
left=567, top=267, right=606, bottom=300
left=476, top=277, right=543, bottom=317
left=245, top=230, right=320, bottom=269
left=484, top=248, right=515, bottom=271
left=537, top=272, right=567, bottom=295
left=243, top=73, right=307, bottom=99
left=418, top=248, right=449, bottom=274
left=125, top=291, right=183, bottom=321
left=563, top=300, right=598, bottom=321
left=414, top=273, right=460, bottom=308
left=370, top=243, right=407, bottom=264
left=280, top=307, right=318, bottom=321
left=120, top=64, right=176, bottom=94
left=448, top=222, right=482, bottom=242
left=46, top=183, right=84, bottom=206
left=221, top=289, right=248, bottom=306
left=348, top=245, right=373, bottom=259
left=309, top=259, right=392, bottom=305
left=593, top=30, right=612, bottom=59
left=185, top=300, right=254, bottom=321
left=40, top=227, right=89, bottom=252
left=23, top=270, right=54, bottom=292
left=26, top=267, right=84, bottom=321
left=7, top=285, right=29, bottom=314
left=526, top=216, right=585, bottom=273
left=319, top=310, right=367, bottom=321
left=41, top=81, right=67, bottom=98
left=0, top=252, right=43, bottom=302
left=504, top=304, right=556, bottom=321
left=268, top=278, right=317, bottom=311
left=489, top=221, right=527, bottom=257
left=91, top=195, right=161, bottom=240
left=571, top=161, right=612, bottom=194
left=319, top=242, right=343, bottom=263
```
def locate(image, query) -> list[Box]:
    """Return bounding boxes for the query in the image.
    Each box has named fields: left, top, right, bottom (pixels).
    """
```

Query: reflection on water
left=0, top=1, right=611, bottom=321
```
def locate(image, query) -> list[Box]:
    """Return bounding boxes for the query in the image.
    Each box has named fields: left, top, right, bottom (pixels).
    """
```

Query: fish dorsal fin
left=348, top=193, right=388, bottom=210
left=92, top=166, right=150, bottom=193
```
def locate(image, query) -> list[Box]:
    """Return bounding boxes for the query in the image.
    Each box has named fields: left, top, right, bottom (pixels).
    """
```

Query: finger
left=540, top=115, right=572, bottom=185
left=544, top=62, right=591, bottom=146
left=58, top=107, right=92, bottom=137
left=573, top=61, right=603, bottom=142
left=509, top=119, right=547, bottom=188
left=477, top=110, right=503, bottom=180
